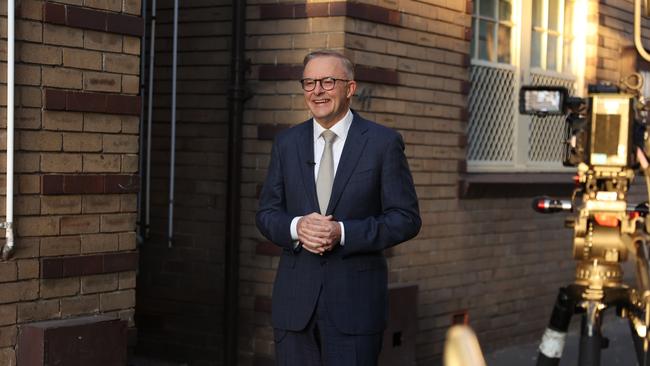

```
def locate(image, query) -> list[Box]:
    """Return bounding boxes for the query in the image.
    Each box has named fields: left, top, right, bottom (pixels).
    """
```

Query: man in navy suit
left=256, top=50, right=421, bottom=366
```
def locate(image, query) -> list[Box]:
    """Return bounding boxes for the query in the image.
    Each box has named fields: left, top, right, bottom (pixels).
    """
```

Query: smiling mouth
left=312, top=99, right=330, bottom=105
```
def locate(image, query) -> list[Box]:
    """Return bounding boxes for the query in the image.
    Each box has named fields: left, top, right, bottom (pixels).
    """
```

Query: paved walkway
left=485, top=317, right=639, bottom=365
left=129, top=317, right=641, bottom=366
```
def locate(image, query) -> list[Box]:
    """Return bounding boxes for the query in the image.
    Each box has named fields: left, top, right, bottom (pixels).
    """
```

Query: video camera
left=521, top=77, right=650, bottom=365
left=520, top=83, right=643, bottom=168
left=521, top=81, right=649, bottom=267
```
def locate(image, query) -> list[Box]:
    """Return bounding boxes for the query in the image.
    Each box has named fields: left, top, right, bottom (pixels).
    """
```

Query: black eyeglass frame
left=299, top=77, right=351, bottom=92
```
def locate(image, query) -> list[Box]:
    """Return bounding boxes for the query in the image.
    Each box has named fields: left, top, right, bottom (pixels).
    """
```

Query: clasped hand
left=297, top=213, right=341, bottom=255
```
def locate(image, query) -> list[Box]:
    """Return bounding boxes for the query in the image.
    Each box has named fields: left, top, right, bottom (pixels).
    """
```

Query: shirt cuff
left=290, top=216, right=301, bottom=249
left=339, top=221, right=345, bottom=246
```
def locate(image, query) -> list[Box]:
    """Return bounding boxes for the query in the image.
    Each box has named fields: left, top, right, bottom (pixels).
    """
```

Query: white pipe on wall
left=636, top=0, right=650, bottom=62
left=168, top=0, right=179, bottom=248
left=3, top=0, right=15, bottom=260
left=145, top=0, right=157, bottom=240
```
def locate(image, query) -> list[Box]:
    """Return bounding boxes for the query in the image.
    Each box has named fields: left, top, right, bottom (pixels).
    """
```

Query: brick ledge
left=44, top=88, right=141, bottom=115
left=459, top=173, right=576, bottom=198
left=44, top=1, right=143, bottom=37
left=260, top=2, right=400, bottom=26
left=41, top=251, right=138, bottom=278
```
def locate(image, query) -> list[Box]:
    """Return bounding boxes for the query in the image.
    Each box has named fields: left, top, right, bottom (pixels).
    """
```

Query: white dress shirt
left=290, top=109, right=353, bottom=247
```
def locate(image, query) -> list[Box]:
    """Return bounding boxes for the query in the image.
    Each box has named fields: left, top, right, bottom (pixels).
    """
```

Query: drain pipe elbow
left=2, top=223, right=14, bottom=260
left=4, top=0, right=15, bottom=261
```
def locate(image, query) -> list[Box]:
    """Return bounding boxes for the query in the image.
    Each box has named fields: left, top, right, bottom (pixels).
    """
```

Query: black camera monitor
left=519, top=86, right=568, bottom=116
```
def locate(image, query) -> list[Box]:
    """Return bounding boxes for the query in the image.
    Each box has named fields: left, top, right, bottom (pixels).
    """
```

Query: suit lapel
left=295, top=121, right=319, bottom=213
left=326, top=115, right=369, bottom=214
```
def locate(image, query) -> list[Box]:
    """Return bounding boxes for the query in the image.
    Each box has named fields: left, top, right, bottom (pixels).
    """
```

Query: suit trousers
left=274, top=286, right=383, bottom=366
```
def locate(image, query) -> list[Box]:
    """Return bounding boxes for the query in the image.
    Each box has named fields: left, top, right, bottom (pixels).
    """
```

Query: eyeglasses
left=300, top=77, right=350, bottom=92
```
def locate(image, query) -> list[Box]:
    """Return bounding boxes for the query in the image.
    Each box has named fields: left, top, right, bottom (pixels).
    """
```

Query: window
left=468, top=0, right=586, bottom=172
left=531, top=0, right=572, bottom=72
left=471, top=0, right=513, bottom=64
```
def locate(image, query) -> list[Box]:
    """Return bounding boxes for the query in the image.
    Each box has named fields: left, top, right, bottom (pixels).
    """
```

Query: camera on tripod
left=519, top=79, right=650, bottom=366
left=521, top=83, right=645, bottom=268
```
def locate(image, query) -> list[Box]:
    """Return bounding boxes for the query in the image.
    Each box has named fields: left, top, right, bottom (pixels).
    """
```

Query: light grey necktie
left=316, top=130, right=337, bottom=215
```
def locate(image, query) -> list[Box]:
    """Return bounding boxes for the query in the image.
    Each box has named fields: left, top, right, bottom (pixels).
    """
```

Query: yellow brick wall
left=0, top=0, right=142, bottom=361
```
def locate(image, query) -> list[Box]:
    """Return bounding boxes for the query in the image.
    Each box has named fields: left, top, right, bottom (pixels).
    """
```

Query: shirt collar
left=313, top=109, right=353, bottom=141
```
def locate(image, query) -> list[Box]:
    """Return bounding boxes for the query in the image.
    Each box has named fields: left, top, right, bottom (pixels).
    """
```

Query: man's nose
left=313, top=81, right=325, bottom=94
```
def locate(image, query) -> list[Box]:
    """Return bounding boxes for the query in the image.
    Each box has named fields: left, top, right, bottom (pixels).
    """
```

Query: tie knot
left=321, top=130, right=337, bottom=144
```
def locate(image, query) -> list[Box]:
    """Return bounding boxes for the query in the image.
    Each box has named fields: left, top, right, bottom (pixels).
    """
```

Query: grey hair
left=303, top=50, right=355, bottom=79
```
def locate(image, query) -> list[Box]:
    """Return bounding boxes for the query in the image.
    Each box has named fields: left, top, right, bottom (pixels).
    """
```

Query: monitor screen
left=524, top=90, right=562, bottom=114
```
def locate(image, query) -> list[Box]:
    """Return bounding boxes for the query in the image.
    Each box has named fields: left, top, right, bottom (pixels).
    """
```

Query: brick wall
left=598, top=0, right=629, bottom=82
left=125, top=0, right=650, bottom=364
left=240, top=1, right=576, bottom=365
left=240, top=3, right=347, bottom=364
left=134, top=0, right=231, bottom=364
left=596, top=0, right=650, bottom=83
left=0, top=0, right=633, bottom=364
left=0, top=0, right=141, bottom=362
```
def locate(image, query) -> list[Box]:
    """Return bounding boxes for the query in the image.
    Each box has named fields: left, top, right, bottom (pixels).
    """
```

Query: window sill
left=459, top=173, right=576, bottom=199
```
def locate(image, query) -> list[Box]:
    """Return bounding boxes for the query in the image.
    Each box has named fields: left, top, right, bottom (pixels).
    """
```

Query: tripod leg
left=628, top=319, right=650, bottom=366
left=537, top=288, right=574, bottom=366
left=577, top=307, right=603, bottom=366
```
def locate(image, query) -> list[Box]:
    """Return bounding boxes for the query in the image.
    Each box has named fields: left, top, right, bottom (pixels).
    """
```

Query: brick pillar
left=0, top=0, right=142, bottom=362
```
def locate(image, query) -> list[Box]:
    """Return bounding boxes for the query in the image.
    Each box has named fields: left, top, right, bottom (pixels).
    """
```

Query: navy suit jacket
left=256, top=112, right=421, bottom=335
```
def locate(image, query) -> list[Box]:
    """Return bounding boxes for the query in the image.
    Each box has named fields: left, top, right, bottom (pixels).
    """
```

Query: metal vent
left=468, top=65, right=516, bottom=162
left=528, top=73, right=575, bottom=162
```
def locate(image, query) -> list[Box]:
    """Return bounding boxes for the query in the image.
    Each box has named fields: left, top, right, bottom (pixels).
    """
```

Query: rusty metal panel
left=17, top=315, right=127, bottom=366
left=379, top=285, right=418, bottom=366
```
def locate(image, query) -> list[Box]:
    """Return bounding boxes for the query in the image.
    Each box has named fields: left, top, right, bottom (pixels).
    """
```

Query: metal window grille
left=528, top=73, right=575, bottom=162
left=467, top=64, right=515, bottom=163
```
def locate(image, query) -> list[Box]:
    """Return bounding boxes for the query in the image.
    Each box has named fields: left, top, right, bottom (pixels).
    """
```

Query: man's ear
left=346, top=80, right=357, bottom=98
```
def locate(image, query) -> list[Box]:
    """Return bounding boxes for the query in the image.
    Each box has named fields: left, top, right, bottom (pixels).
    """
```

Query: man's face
left=302, top=56, right=356, bottom=128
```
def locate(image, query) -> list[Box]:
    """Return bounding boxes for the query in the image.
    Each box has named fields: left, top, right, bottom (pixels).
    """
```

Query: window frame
left=530, top=0, right=567, bottom=72
left=471, top=0, right=515, bottom=64
left=468, top=0, right=584, bottom=173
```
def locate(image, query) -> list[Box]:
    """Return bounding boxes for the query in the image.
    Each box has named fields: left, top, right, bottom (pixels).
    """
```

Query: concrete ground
left=485, top=317, right=639, bottom=365
left=128, top=317, right=641, bottom=366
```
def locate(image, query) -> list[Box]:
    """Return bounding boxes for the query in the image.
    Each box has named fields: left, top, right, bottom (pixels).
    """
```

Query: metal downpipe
left=225, top=0, right=247, bottom=364
left=635, top=0, right=650, bottom=62
left=145, top=0, right=157, bottom=240
left=167, top=0, right=178, bottom=248
left=137, top=0, right=148, bottom=245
